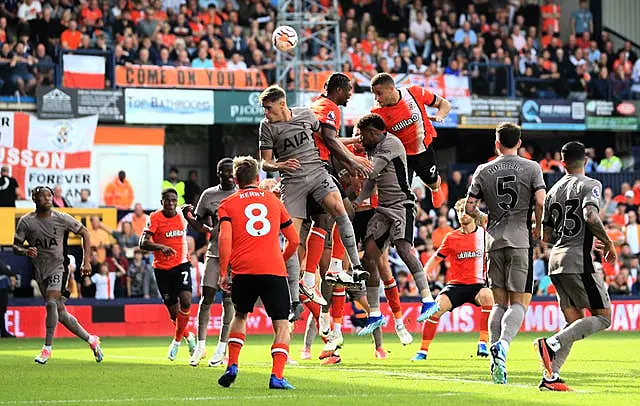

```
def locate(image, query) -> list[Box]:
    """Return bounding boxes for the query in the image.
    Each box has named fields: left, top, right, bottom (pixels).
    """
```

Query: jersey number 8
left=245, top=203, right=271, bottom=236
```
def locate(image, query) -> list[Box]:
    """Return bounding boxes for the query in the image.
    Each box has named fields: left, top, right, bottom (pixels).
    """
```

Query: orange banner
left=115, top=65, right=269, bottom=90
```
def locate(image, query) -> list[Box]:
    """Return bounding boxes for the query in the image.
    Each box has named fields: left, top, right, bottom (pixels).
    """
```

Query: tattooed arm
left=583, top=204, right=617, bottom=263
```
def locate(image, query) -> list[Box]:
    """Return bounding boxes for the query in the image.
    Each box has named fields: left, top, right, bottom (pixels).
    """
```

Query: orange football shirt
left=143, top=210, right=189, bottom=270
left=218, top=187, right=292, bottom=277
left=310, top=95, right=342, bottom=162
left=436, top=227, right=487, bottom=285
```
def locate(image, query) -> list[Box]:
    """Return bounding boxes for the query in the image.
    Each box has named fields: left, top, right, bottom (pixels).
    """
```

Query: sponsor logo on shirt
left=457, top=249, right=483, bottom=260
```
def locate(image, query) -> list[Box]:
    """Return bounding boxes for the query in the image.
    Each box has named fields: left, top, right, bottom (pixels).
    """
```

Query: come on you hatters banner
left=0, top=112, right=98, bottom=201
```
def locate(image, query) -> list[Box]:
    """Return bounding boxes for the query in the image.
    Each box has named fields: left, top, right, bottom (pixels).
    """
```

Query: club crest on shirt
left=591, top=186, right=600, bottom=199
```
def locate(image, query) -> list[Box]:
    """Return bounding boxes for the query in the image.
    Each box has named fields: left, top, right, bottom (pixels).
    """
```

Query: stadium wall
left=5, top=300, right=640, bottom=338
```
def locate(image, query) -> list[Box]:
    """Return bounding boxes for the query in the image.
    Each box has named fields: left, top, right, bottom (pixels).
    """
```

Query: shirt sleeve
left=582, top=180, right=602, bottom=210
left=218, top=201, right=231, bottom=223
left=142, top=213, right=157, bottom=235
left=62, top=213, right=83, bottom=234
left=436, top=233, right=451, bottom=258
left=309, top=109, right=321, bottom=132
left=14, top=217, right=27, bottom=243
left=531, top=164, right=546, bottom=192
left=467, top=166, right=483, bottom=199
left=411, top=85, right=437, bottom=107
left=542, top=193, right=553, bottom=227
left=278, top=198, right=293, bottom=229
left=317, top=105, right=339, bottom=132
left=258, top=120, right=273, bottom=150
left=194, top=190, right=210, bottom=219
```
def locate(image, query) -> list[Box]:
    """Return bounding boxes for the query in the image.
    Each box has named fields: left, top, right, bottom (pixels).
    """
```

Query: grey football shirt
left=258, top=107, right=324, bottom=180
left=194, top=185, right=237, bottom=257
left=468, top=154, right=546, bottom=251
left=368, top=134, right=414, bottom=207
left=543, top=174, right=602, bottom=274
left=15, top=211, right=83, bottom=273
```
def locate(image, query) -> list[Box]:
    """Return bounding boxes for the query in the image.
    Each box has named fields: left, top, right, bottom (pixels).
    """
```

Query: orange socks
left=383, top=279, right=402, bottom=319
left=479, top=305, right=492, bottom=343
left=421, top=316, right=440, bottom=352
left=228, top=332, right=245, bottom=366
left=271, top=343, right=289, bottom=379
left=174, top=309, right=190, bottom=341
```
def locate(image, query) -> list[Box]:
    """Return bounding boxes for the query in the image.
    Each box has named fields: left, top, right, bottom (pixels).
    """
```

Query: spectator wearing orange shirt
left=431, top=216, right=454, bottom=248
left=89, top=215, right=113, bottom=263
left=541, top=0, right=561, bottom=34
left=539, top=152, right=562, bottom=173
left=80, top=0, right=103, bottom=35
left=104, top=170, right=135, bottom=210
left=610, top=205, right=627, bottom=228
left=60, top=20, right=82, bottom=50
left=614, top=182, right=632, bottom=204
left=118, top=203, right=149, bottom=238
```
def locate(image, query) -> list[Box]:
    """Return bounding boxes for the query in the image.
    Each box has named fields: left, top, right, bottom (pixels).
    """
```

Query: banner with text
left=6, top=300, right=640, bottom=338
left=585, top=100, right=640, bottom=131
left=521, top=99, right=586, bottom=130
left=116, top=65, right=268, bottom=90
left=0, top=112, right=98, bottom=201
left=125, top=88, right=214, bottom=125
left=36, top=87, right=125, bottom=123
left=458, top=98, right=522, bottom=128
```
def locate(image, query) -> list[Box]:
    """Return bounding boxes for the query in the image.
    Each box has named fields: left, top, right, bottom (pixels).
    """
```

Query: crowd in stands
left=0, top=0, right=639, bottom=99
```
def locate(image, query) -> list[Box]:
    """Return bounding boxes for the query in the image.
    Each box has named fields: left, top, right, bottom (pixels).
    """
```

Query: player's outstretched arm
left=319, top=126, right=372, bottom=178
left=583, top=205, right=617, bottom=263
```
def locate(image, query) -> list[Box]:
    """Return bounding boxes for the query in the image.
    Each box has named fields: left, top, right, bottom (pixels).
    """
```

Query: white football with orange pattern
left=272, top=25, right=298, bottom=52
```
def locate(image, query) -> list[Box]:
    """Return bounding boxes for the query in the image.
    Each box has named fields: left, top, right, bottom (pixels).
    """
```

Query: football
left=272, top=25, right=298, bottom=52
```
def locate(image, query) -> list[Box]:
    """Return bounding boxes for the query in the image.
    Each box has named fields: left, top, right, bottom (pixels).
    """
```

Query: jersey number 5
left=496, top=175, right=518, bottom=211
left=245, top=203, right=271, bottom=237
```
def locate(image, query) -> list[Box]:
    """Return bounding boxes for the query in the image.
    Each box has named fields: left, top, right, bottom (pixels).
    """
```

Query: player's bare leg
left=57, top=298, right=103, bottom=362
left=535, top=307, right=610, bottom=391
left=286, top=218, right=307, bottom=322
left=474, top=288, right=494, bottom=358
left=167, top=291, right=194, bottom=361
left=35, top=290, right=61, bottom=364
left=394, top=239, right=438, bottom=322
left=411, top=294, right=451, bottom=361
left=322, top=191, right=369, bottom=284
left=377, top=248, right=412, bottom=345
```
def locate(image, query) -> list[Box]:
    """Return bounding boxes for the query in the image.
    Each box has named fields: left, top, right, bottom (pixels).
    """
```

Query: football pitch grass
left=1, top=332, right=638, bottom=405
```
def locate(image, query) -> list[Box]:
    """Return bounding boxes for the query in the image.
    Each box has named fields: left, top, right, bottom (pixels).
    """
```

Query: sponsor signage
left=7, top=300, right=640, bottom=338
left=458, top=98, right=522, bottom=128
left=116, top=65, right=268, bottom=90
left=37, top=87, right=125, bottom=123
left=124, top=88, right=214, bottom=125
left=213, top=91, right=263, bottom=124
left=585, top=100, right=640, bottom=131
left=521, top=99, right=586, bottom=130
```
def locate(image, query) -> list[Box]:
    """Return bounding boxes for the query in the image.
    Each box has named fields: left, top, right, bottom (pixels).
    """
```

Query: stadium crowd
left=0, top=0, right=639, bottom=98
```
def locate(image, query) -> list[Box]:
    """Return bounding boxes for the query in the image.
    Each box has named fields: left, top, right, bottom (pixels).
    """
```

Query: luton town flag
left=0, top=112, right=98, bottom=201
left=62, top=54, right=105, bottom=89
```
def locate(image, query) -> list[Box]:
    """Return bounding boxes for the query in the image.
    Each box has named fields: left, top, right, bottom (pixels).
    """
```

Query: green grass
left=0, top=332, right=638, bottom=405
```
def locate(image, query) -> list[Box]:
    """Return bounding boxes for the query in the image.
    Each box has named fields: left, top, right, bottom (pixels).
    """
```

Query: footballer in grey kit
left=465, top=122, right=546, bottom=385
left=13, top=186, right=103, bottom=365
left=352, top=113, right=438, bottom=337
left=534, top=141, right=616, bottom=392
left=258, top=85, right=369, bottom=321
left=183, top=158, right=237, bottom=367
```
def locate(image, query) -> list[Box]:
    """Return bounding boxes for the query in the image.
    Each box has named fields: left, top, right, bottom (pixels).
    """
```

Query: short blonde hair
left=233, top=155, right=259, bottom=187
left=259, top=85, right=286, bottom=104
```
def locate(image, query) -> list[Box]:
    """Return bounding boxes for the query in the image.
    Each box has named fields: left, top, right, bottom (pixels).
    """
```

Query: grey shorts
left=36, top=265, right=66, bottom=293
left=365, top=203, right=415, bottom=248
left=202, top=256, right=221, bottom=289
left=487, top=247, right=533, bottom=293
left=550, top=272, right=610, bottom=310
left=280, top=170, right=338, bottom=219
